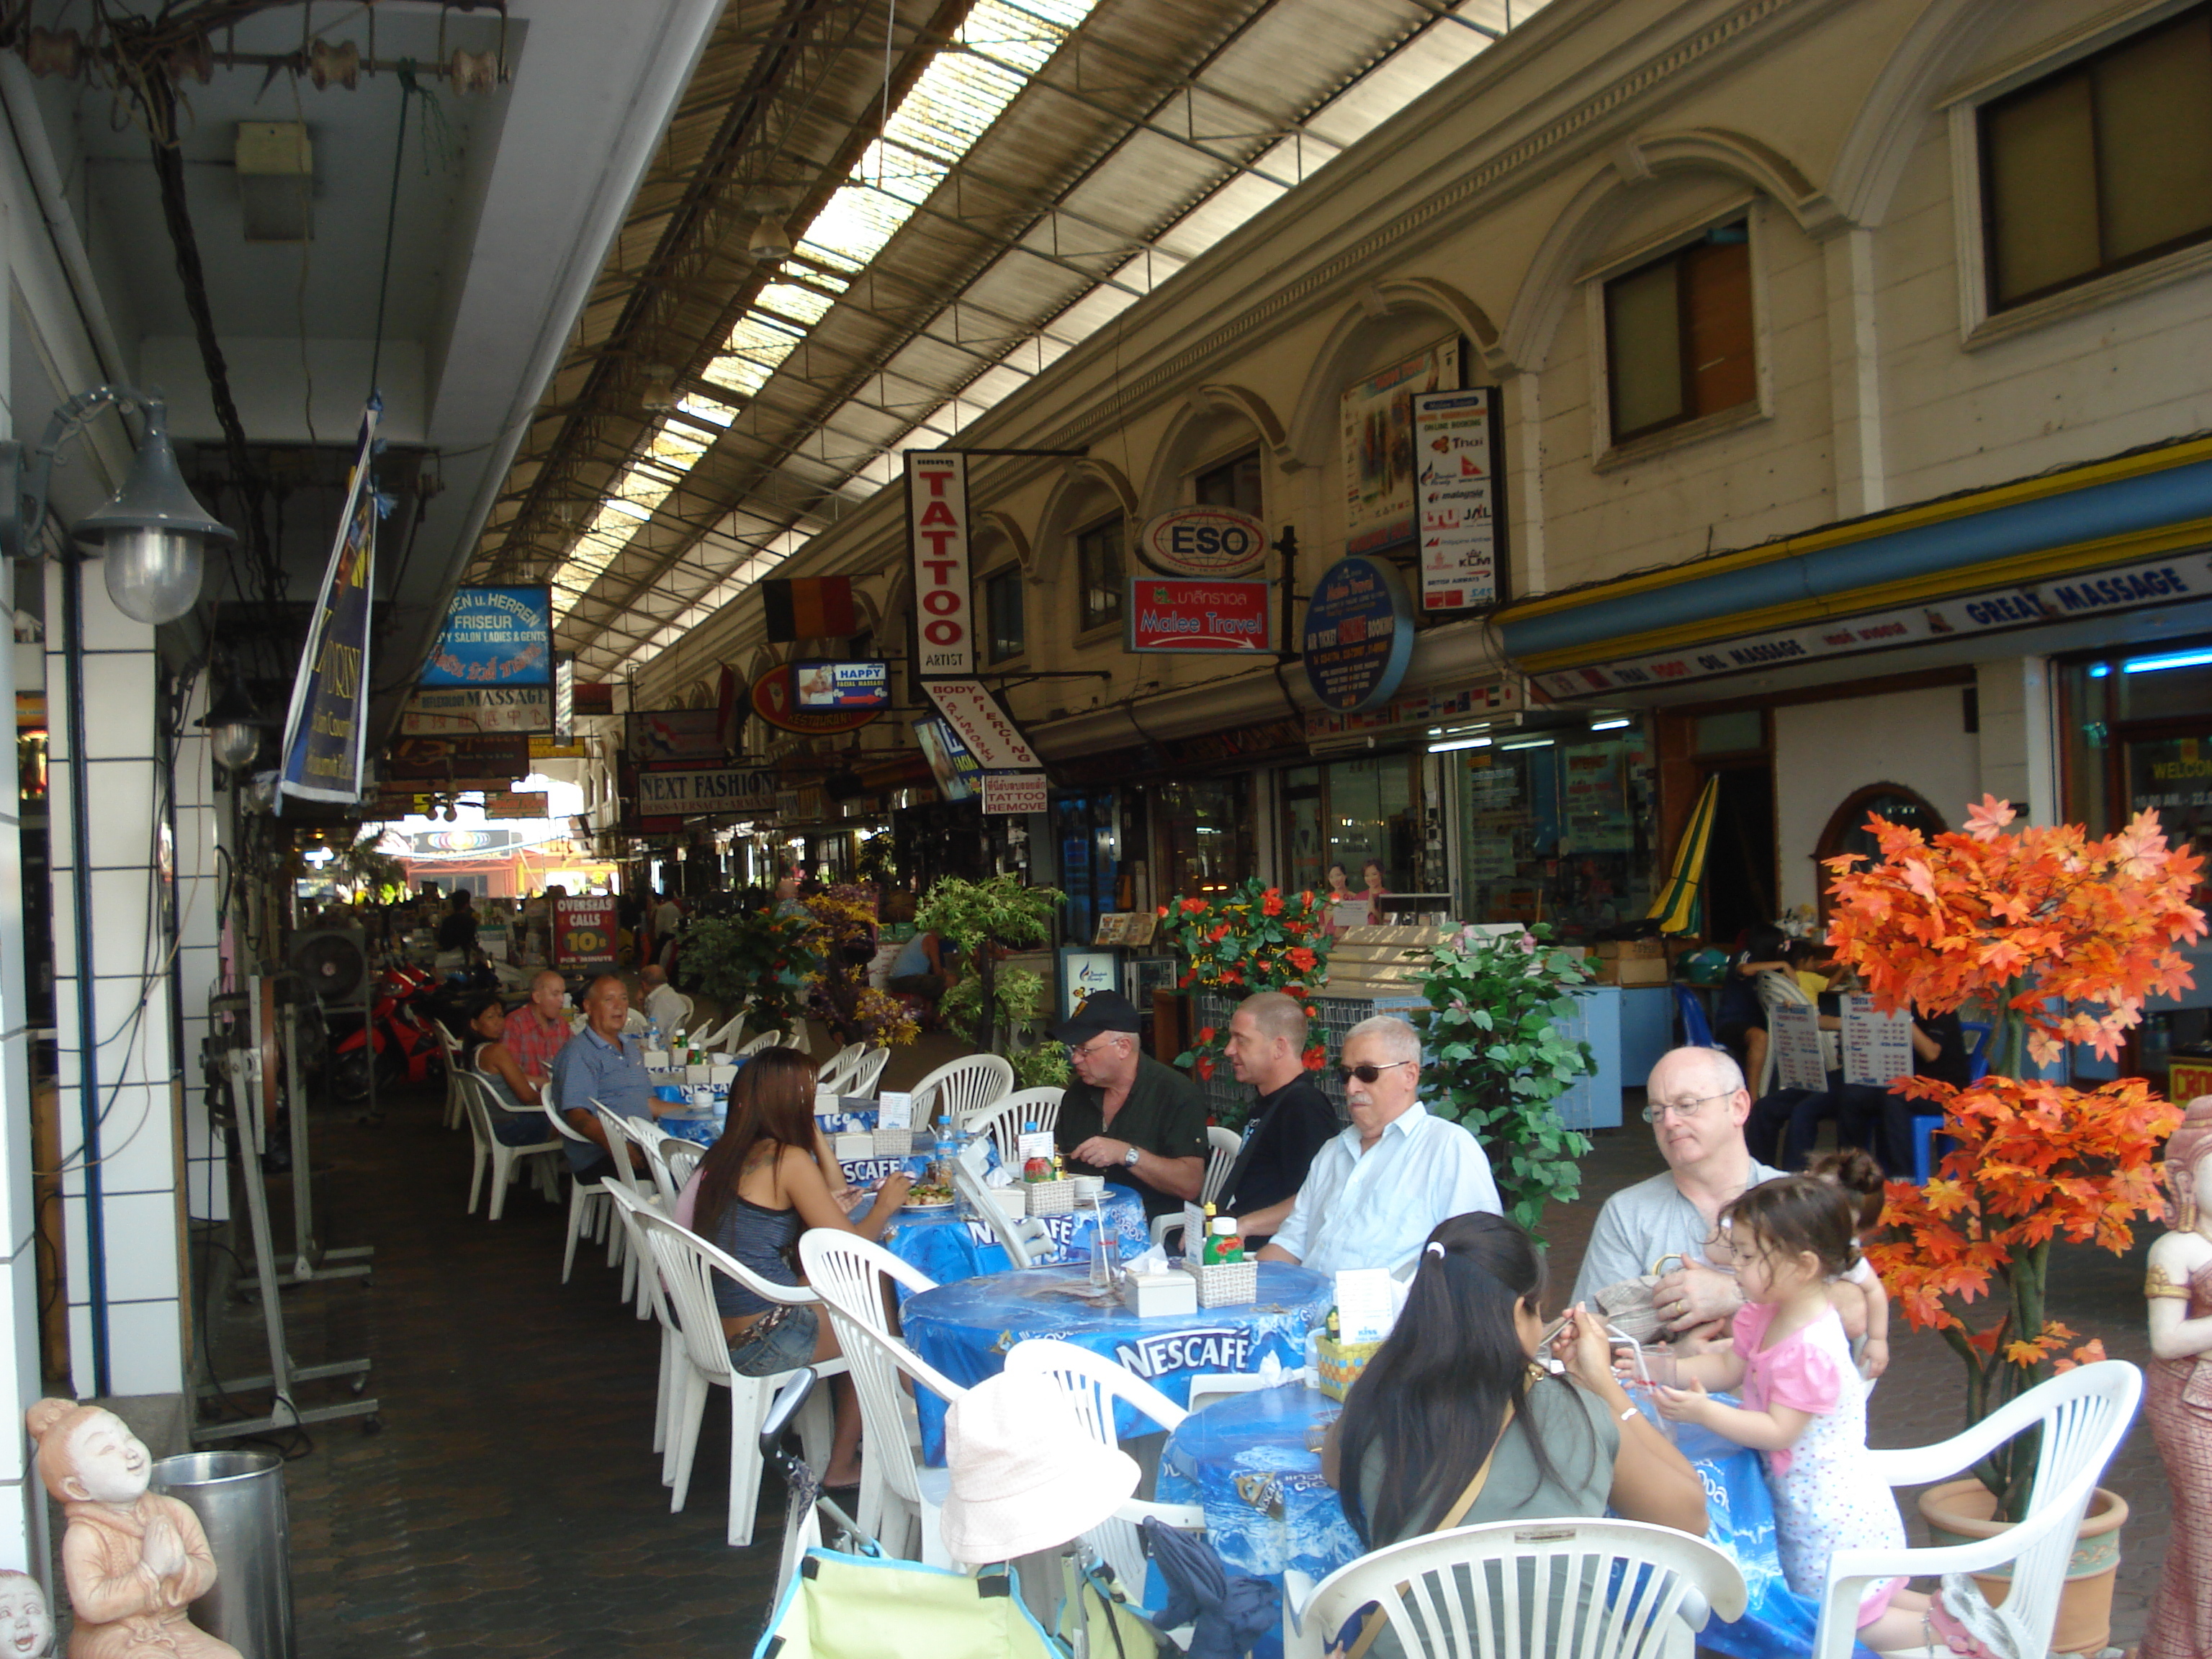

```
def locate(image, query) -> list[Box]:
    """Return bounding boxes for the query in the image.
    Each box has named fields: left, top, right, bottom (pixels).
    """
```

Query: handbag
left=1339, top=1403, right=1517, bottom=1659
left=1588, top=1252, right=1690, bottom=1346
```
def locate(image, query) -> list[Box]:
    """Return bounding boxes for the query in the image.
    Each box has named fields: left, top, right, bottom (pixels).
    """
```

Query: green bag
left=1056, top=1552, right=1160, bottom=1659
left=754, top=1549, right=1064, bottom=1659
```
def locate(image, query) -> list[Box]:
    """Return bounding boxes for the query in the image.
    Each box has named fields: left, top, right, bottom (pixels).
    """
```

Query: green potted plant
left=677, top=909, right=819, bottom=1036
left=1826, top=796, right=2200, bottom=1653
left=1407, top=925, right=1596, bottom=1236
left=914, top=875, right=1064, bottom=1056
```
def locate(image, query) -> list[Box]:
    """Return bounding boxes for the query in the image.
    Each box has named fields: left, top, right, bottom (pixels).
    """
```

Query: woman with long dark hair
left=1326, top=1212, right=1704, bottom=1561
left=686, top=1047, right=907, bottom=1488
left=457, top=994, right=556, bottom=1146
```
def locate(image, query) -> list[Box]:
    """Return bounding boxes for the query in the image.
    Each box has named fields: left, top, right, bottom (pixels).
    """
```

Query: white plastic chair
left=593, top=1103, right=665, bottom=1310
left=662, top=1138, right=705, bottom=1191
left=1202, top=1124, right=1241, bottom=1205
left=539, top=1084, right=616, bottom=1285
left=637, top=1207, right=848, bottom=1547
left=636, top=1126, right=693, bottom=1211
left=947, top=1144, right=1051, bottom=1269
left=1810, top=1359, right=2142, bottom=1659
left=960, top=1087, right=1064, bottom=1165
left=797, top=1231, right=964, bottom=1564
left=1285, top=1517, right=1748, bottom=1659
left=817, top=1041, right=866, bottom=1093
left=779, top=1025, right=811, bottom=1054
left=664, top=992, right=696, bottom=1035
left=598, top=1182, right=687, bottom=1478
left=911, top=1053, right=1015, bottom=1131
left=696, top=1008, right=747, bottom=1051
left=734, top=1030, right=781, bottom=1059
left=843, top=1046, right=890, bottom=1097
left=432, top=1019, right=467, bottom=1130
left=1003, top=1338, right=1204, bottom=1594
left=457, top=1072, right=562, bottom=1220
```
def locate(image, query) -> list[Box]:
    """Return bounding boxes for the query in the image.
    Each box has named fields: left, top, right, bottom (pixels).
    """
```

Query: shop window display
left=1280, top=755, right=1421, bottom=900
left=1155, top=778, right=1250, bottom=899
left=1453, top=729, right=1655, bottom=932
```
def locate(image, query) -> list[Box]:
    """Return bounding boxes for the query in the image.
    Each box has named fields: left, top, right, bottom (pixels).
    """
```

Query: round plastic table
left=872, top=1187, right=1151, bottom=1285
left=900, top=1262, right=1331, bottom=1466
left=1154, top=1382, right=1830, bottom=1659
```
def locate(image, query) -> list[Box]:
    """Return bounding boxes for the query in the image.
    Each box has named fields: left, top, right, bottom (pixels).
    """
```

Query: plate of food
left=900, top=1181, right=956, bottom=1212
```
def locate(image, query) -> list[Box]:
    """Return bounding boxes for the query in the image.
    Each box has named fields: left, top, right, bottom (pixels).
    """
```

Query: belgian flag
left=762, top=576, right=857, bottom=642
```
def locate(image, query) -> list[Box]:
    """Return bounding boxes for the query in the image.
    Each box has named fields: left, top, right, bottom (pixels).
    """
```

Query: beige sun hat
left=938, top=1372, right=1140, bottom=1564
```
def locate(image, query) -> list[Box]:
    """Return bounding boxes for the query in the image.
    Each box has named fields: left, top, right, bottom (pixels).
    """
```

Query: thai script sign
left=401, top=685, right=552, bottom=735
left=1126, top=577, right=1274, bottom=652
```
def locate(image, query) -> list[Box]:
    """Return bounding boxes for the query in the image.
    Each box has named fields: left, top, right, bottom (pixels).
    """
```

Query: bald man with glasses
left=1258, top=1015, right=1501, bottom=1276
left=1568, top=1046, right=1791, bottom=1341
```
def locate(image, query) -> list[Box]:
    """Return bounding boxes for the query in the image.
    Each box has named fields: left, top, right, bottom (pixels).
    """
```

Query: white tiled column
left=45, top=560, right=186, bottom=1404
left=171, top=685, right=227, bottom=1225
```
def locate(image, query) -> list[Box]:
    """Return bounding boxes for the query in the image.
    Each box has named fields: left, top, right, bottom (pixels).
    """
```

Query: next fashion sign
left=1534, top=552, right=2212, bottom=699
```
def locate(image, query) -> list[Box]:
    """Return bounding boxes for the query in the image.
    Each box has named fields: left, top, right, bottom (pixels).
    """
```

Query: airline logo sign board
left=982, top=772, right=1048, bottom=815
left=1534, top=551, right=2212, bottom=699
left=1135, top=506, right=1269, bottom=577
left=1413, top=387, right=1506, bottom=613
left=1126, top=579, right=1274, bottom=652
left=635, top=767, right=780, bottom=817
left=923, top=680, right=1040, bottom=771
left=907, top=452, right=973, bottom=676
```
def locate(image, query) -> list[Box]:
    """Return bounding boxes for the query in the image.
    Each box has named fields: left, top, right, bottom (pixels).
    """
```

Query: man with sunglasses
left=1258, top=1016, right=1500, bottom=1275
left=1051, top=991, right=1208, bottom=1218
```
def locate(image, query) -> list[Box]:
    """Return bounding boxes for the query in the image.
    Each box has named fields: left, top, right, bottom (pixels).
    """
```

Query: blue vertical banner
left=277, top=408, right=379, bottom=809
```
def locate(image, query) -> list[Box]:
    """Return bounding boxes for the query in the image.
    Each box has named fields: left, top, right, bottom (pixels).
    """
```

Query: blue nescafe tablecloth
left=873, top=1187, right=1151, bottom=1284
left=900, top=1263, right=1331, bottom=1466
left=656, top=1104, right=984, bottom=1190
left=1154, top=1383, right=1836, bottom=1659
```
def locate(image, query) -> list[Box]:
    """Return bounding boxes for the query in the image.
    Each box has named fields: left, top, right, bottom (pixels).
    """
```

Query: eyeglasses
left=1069, top=1035, right=1125, bottom=1061
left=1640, top=1091, right=1732, bottom=1123
left=1337, top=1059, right=1417, bottom=1086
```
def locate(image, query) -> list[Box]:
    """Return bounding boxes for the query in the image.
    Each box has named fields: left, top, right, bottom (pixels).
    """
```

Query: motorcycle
left=325, top=961, right=446, bottom=1104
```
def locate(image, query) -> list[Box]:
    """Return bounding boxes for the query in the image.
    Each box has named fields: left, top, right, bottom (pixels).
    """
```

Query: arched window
left=1817, top=783, right=1946, bottom=876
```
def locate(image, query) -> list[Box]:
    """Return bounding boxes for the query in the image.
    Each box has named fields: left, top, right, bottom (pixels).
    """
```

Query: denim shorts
left=728, top=1304, right=818, bottom=1377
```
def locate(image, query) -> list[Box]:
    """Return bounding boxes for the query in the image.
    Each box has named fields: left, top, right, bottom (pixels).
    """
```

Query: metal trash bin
left=150, top=1450, right=293, bottom=1659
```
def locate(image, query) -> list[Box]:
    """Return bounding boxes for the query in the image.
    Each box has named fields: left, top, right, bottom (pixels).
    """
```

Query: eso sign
left=1136, top=505, right=1269, bottom=577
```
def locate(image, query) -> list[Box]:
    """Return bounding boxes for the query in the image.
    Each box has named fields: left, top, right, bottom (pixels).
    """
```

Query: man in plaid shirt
left=502, top=970, right=572, bottom=1084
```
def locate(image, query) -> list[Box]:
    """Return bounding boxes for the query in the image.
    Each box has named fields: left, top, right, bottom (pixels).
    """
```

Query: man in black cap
left=1051, top=990, right=1208, bottom=1218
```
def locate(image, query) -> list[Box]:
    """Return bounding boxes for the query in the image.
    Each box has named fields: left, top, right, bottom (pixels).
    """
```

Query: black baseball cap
left=1052, top=989, right=1142, bottom=1044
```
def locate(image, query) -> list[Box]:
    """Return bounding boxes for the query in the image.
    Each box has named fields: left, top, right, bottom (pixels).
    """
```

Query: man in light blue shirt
left=1259, top=1015, right=1500, bottom=1276
left=551, top=974, right=673, bottom=1177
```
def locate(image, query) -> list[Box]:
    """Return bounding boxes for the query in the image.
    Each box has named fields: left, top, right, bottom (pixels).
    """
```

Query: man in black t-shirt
left=1217, top=992, right=1340, bottom=1248
left=435, top=889, right=477, bottom=955
left=1051, top=992, right=1208, bottom=1218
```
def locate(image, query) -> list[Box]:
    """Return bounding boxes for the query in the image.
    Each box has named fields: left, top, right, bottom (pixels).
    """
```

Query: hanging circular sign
left=1135, top=505, right=1269, bottom=577
left=1303, top=556, right=1416, bottom=713
left=751, top=667, right=884, bottom=735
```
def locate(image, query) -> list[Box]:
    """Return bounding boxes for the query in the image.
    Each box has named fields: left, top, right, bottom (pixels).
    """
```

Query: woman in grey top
left=1323, top=1214, right=1707, bottom=1653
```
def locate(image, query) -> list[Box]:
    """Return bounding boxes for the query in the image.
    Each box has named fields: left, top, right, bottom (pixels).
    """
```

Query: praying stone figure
left=22, top=1401, right=240, bottom=1659
left=0, top=1570, right=55, bottom=1658
left=2144, top=1097, right=2212, bottom=1659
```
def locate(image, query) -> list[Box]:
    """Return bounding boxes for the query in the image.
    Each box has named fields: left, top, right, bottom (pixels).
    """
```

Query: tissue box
left=834, top=1133, right=874, bottom=1161
left=1120, top=1272, right=1199, bottom=1318
left=684, top=1064, right=712, bottom=1085
left=1183, top=1259, right=1258, bottom=1308
left=871, top=1128, right=913, bottom=1158
left=1025, top=1178, right=1076, bottom=1216
left=642, top=1049, right=672, bottom=1071
left=989, top=1188, right=1028, bottom=1220
left=1316, top=1331, right=1385, bottom=1401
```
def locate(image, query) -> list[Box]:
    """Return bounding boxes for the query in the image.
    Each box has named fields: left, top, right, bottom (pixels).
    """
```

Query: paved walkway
left=181, top=1033, right=2167, bottom=1656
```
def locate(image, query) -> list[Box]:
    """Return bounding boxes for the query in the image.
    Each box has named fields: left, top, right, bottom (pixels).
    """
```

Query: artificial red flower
left=1195, top=1056, right=1215, bottom=1081
left=1285, top=945, right=1318, bottom=973
left=1156, top=904, right=1169, bottom=917
left=1262, top=889, right=1283, bottom=916
left=1301, top=1043, right=1326, bottom=1070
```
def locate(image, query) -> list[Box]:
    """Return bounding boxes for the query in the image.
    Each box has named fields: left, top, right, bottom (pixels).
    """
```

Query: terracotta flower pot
left=1917, top=1479, right=2127, bottom=1656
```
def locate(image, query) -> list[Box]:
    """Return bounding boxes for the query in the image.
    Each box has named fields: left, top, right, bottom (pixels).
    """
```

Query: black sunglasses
left=1336, top=1059, right=1416, bottom=1085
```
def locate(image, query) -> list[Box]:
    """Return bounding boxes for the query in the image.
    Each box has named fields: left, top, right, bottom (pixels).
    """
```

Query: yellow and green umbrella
left=1647, top=773, right=1720, bottom=935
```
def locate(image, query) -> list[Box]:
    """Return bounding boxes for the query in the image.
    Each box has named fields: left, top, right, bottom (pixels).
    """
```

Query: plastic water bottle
left=646, top=1017, right=663, bottom=1053
left=1303, top=1323, right=1323, bottom=1384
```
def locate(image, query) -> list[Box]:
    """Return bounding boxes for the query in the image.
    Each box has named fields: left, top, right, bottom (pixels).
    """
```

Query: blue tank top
left=710, top=1195, right=804, bottom=1318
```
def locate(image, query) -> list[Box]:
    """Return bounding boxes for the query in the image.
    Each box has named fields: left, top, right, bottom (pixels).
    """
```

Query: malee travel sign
left=635, top=767, right=778, bottom=817
left=1532, top=549, right=2212, bottom=700
left=1125, top=577, right=1274, bottom=652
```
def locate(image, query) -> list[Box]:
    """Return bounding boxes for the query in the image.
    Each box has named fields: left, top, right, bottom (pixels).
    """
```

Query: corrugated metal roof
left=471, top=0, right=1552, bottom=676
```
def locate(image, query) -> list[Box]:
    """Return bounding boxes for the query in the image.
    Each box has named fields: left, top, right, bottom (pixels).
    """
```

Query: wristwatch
left=1121, top=1146, right=1141, bottom=1169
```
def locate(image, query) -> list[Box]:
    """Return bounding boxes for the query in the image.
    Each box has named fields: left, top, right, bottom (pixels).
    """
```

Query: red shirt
left=504, top=1004, right=570, bottom=1080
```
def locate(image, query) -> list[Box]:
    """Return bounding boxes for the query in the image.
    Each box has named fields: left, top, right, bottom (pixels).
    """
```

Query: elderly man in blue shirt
left=551, top=973, right=677, bottom=1179
left=1258, top=1015, right=1500, bottom=1274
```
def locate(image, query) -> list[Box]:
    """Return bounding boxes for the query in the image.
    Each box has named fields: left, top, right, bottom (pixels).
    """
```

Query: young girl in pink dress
left=1655, top=1175, right=1933, bottom=1652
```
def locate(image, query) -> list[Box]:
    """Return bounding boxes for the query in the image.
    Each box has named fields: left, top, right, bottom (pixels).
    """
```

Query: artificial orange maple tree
left=1827, top=795, right=2201, bottom=1516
